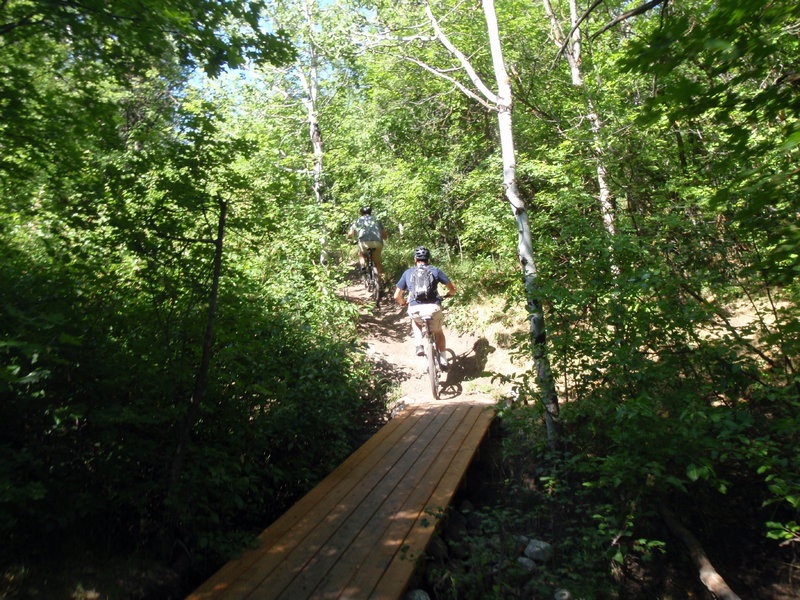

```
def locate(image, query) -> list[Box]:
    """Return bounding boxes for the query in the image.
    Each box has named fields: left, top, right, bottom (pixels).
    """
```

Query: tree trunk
left=415, top=0, right=560, bottom=445
left=278, top=0, right=330, bottom=265
left=483, top=0, right=560, bottom=440
left=167, top=198, right=227, bottom=505
left=302, top=0, right=330, bottom=267
left=299, top=0, right=325, bottom=208
left=542, top=0, right=618, bottom=273
left=301, top=72, right=330, bottom=265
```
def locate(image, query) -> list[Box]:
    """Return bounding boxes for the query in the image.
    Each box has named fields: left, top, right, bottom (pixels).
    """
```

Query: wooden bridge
left=187, top=400, right=494, bottom=600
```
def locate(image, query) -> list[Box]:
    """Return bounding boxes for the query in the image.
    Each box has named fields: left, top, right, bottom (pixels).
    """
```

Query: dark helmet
left=413, top=246, right=431, bottom=262
left=360, top=206, right=372, bottom=215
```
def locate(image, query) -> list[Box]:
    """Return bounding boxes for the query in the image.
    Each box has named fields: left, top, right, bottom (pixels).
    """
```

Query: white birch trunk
left=300, top=0, right=325, bottom=208
left=483, top=0, right=559, bottom=436
left=297, top=0, right=329, bottom=264
left=543, top=0, right=618, bottom=270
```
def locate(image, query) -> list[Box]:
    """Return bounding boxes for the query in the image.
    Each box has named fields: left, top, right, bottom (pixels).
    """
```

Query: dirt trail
left=340, top=272, right=517, bottom=410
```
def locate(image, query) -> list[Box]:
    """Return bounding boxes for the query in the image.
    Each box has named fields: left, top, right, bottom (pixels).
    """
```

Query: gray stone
left=523, top=539, right=554, bottom=563
left=514, top=533, right=531, bottom=548
left=517, top=556, right=536, bottom=571
left=553, top=588, right=573, bottom=600
left=513, top=534, right=531, bottom=554
left=405, top=590, right=431, bottom=600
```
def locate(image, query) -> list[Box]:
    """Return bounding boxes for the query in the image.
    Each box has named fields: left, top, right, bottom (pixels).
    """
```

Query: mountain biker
left=393, top=246, right=456, bottom=370
left=347, top=206, right=388, bottom=281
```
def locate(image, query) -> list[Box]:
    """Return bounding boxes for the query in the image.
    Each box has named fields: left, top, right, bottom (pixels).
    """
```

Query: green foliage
left=1, top=0, right=294, bottom=78
left=620, top=0, right=800, bottom=285
left=0, top=12, right=387, bottom=567
left=168, top=280, right=385, bottom=556
left=0, top=193, right=387, bottom=562
left=2, top=0, right=799, bottom=594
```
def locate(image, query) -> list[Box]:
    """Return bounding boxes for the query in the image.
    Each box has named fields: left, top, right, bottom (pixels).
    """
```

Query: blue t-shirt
left=396, top=265, right=451, bottom=306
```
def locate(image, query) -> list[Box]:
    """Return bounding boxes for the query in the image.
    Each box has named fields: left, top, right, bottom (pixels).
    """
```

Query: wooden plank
left=367, top=406, right=495, bottom=600
left=260, top=404, right=467, bottom=600
left=314, top=405, right=486, bottom=600
left=280, top=404, right=476, bottom=599
left=206, top=405, right=454, bottom=600
left=186, top=403, right=495, bottom=600
left=187, top=405, right=440, bottom=600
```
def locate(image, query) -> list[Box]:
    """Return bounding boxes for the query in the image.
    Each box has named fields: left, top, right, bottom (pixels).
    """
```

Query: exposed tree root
left=659, top=504, right=742, bottom=600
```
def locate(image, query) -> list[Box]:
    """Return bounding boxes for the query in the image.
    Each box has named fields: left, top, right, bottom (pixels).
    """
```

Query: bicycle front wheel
left=427, top=340, right=440, bottom=399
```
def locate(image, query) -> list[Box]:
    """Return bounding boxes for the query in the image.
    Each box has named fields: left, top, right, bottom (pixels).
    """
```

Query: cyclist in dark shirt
left=394, top=246, right=456, bottom=369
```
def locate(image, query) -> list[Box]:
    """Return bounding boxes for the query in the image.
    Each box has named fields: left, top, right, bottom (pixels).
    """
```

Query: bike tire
left=427, top=340, right=440, bottom=399
left=370, top=267, right=381, bottom=304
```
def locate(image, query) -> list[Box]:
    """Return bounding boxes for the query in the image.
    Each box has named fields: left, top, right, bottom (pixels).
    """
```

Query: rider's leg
left=409, top=317, right=424, bottom=345
left=408, top=305, right=429, bottom=352
left=371, top=244, right=385, bottom=280
left=427, top=307, right=448, bottom=368
left=356, top=242, right=368, bottom=270
left=434, top=330, right=447, bottom=352
left=434, top=329, right=449, bottom=369
left=409, top=316, right=425, bottom=355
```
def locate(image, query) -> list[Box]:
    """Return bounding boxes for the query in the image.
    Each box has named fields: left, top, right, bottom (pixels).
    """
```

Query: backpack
left=357, top=215, right=383, bottom=242
left=408, top=265, right=437, bottom=303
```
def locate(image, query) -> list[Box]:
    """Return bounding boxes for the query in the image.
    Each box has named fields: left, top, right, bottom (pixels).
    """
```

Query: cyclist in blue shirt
left=394, top=246, right=456, bottom=370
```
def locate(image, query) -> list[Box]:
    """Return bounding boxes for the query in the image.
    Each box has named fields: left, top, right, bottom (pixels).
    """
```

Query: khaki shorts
left=408, top=303, right=443, bottom=334
left=358, top=240, right=383, bottom=260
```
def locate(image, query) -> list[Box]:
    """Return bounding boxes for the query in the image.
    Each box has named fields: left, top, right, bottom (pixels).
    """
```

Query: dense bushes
left=0, top=221, right=388, bottom=568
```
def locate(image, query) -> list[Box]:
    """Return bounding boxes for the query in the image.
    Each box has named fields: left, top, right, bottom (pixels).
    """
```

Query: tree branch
left=551, top=0, right=603, bottom=67
left=678, top=282, right=777, bottom=371
left=424, top=0, right=500, bottom=106
left=400, top=55, right=498, bottom=112
left=590, top=0, right=668, bottom=40
left=355, top=19, right=436, bottom=50
left=513, top=87, right=558, bottom=123
left=541, top=0, right=566, bottom=46
left=0, top=12, right=44, bottom=36
left=153, top=231, right=215, bottom=244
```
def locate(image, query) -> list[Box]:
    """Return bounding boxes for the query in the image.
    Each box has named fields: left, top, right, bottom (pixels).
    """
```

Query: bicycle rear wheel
left=427, top=338, right=440, bottom=399
left=370, top=266, right=381, bottom=304
left=361, top=265, right=371, bottom=291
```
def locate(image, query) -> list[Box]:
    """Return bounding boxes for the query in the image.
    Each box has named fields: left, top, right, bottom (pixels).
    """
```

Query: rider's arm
left=393, top=286, right=407, bottom=306
left=443, top=282, right=457, bottom=297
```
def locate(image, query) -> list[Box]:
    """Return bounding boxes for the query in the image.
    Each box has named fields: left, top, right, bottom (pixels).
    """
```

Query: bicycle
left=417, top=313, right=445, bottom=400
left=361, top=247, right=381, bottom=305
